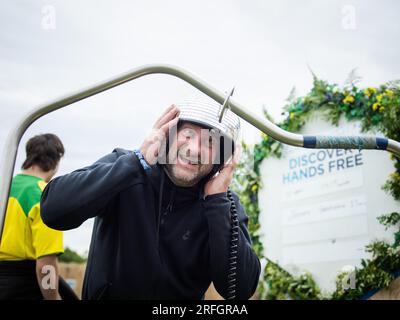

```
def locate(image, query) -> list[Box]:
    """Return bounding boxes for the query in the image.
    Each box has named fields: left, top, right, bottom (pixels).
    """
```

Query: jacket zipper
left=155, top=188, right=175, bottom=298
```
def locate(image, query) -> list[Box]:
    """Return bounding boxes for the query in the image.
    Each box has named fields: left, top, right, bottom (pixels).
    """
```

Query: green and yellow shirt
left=0, top=174, right=63, bottom=261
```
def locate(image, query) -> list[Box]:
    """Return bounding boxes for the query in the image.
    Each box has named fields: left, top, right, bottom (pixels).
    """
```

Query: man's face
left=164, top=122, right=220, bottom=187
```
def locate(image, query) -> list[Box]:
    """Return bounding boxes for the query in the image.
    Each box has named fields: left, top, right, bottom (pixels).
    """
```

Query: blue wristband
left=133, top=149, right=152, bottom=173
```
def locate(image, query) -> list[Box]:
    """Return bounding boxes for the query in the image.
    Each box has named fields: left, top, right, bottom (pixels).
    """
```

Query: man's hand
left=140, top=105, right=180, bottom=165
left=204, top=143, right=241, bottom=197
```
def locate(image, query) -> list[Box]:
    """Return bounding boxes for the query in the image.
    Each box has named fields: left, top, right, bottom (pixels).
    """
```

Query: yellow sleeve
left=29, top=204, right=64, bottom=259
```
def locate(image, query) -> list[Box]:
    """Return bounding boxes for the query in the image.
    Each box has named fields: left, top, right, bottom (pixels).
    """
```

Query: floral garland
left=232, top=72, right=400, bottom=299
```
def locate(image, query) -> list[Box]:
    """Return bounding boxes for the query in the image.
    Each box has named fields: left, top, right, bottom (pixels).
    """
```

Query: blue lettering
left=301, top=154, right=308, bottom=167
left=299, top=168, right=308, bottom=180
left=328, top=160, right=335, bottom=172
left=289, top=158, right=298, bottom=169
left=346, top=155, right=354, bottom=168
left=355, top=153, right=363, bottom=166
left=344, top=149, right=353, bottom=155
left=291, top=171, right=299, bottom=182
left=337, top=158, right=345, bottom=170
left=317, top=150, right=326, bottom=161
left=308, top=166, right=317, bottom=178
left=283, top=173, right=291, bottom=184
left=326, top=149, right=335, bottom=159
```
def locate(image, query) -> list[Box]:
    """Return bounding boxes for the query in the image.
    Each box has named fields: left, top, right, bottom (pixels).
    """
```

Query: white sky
left=1, top=0, right=399, bottom=254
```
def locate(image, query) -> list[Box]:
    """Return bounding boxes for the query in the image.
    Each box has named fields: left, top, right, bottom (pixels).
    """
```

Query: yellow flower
left=376, top=94, right=383, bottom=103
left=364, top=87, right=377, bottom=97
left=379, top=106, right=385, bottom=113
left=290, top=112, right=295, bottom=120
left=372, top=103, right=380, bottom=111
left=390, top=172, right=400, bottom=179
left=385, top=89, right=394, bottom=97
left=343, top=95, right=355, bottom=104
left=251, top=185, right=258, bottom=192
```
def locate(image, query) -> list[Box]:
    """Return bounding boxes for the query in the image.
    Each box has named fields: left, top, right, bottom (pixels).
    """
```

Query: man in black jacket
left=40, top=99, right=261, bottom=300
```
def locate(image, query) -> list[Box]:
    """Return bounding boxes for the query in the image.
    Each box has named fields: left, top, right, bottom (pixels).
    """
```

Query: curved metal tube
left=0, top=63, right=399, bottom=240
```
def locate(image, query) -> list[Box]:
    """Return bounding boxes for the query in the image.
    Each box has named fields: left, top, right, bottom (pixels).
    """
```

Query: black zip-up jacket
left=40, top=148, right=261, bottom=299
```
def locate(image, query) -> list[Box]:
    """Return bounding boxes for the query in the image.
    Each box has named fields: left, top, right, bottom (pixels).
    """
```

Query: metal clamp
left=218, top=86, right=235, bottom=123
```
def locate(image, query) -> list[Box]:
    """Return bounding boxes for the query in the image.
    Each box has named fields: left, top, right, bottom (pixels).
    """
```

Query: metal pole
left=1, top=63, right=399, bottom=241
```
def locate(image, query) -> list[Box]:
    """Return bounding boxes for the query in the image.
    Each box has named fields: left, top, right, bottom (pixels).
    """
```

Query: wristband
left=133, top=149, right=152, bottom=173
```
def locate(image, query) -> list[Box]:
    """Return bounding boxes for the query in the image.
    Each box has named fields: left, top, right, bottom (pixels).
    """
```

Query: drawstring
left=156, top=170, right=165, bottom=249
left=156, top=169, right=176, bottom=249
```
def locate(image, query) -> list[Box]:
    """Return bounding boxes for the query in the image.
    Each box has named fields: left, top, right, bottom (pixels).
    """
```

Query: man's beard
left=163, top=151, right=214, bottom=187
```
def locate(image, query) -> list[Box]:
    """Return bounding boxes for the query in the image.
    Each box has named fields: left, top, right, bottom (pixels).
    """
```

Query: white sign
left=258, top=114, right=399, bottom=292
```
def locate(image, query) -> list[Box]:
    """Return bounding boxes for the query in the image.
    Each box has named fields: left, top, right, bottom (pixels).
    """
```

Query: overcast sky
left=1, top=0, right=399, bottom=254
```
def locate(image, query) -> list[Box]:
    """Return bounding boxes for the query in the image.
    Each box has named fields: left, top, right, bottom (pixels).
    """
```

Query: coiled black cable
left=226, top=189, right=239, bottom=300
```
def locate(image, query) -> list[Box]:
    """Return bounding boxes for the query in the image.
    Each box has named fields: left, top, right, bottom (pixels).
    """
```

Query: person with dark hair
left=21, top=133, right=65, bottom=173
left=0, top=133, right=65, bottom=300
left=41, top=100, right=260, bottom=300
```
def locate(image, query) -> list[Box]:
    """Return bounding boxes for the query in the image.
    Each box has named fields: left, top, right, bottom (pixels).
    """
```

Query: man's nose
left=185, top=136, right=201, bottom=157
